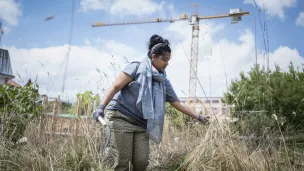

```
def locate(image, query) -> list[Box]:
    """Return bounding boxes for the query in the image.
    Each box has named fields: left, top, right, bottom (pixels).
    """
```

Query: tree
left=0, top=83, right=41, bottom=143
left=76, top=91, right=100, bottom=115
left=223, top=63, right=304, bottom=134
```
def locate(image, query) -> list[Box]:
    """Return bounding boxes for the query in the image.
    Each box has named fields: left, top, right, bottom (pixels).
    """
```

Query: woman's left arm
left=169, top=101, right=199, bottom=120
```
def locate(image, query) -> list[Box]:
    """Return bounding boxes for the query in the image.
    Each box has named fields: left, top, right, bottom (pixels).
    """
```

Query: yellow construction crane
left=92, top=4, right=249, bottom=106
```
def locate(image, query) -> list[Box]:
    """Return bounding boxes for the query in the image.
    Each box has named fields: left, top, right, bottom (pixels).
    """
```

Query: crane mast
left=189, top=4, right=199, bottom=104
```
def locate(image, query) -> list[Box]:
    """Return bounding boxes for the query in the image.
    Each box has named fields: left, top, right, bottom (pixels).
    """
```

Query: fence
left=36, top=95, right=100, bottom=139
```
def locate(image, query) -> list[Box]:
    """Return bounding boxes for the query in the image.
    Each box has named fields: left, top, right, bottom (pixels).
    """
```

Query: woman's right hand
left=198, top=114, right=210, bottom=124
left=92, top=104, right=105, bottom=121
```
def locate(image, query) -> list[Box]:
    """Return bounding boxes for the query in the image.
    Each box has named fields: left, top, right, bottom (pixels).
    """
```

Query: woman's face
left=151, top=52, right=171, bottom=72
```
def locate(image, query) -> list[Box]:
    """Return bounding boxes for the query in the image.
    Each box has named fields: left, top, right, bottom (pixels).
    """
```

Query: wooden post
left=75, top=95, right=82, bottom=136
left=86, top=98, right=92, bottom=133
left=76, top=96, right=82, bottom=116
left=57, top=95, right=61, bottom=115
left=87, top=98, right=92, bottom=117
left=57, top=95, right=62, bottom=134
left=39, top=95, right=48, bottom=138
left=93, top=100, right=97, bottom=109
left=51, top=96, right=59, bottom=140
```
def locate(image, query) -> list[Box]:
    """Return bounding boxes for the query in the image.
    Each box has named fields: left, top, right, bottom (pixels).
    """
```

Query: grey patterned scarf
left=136, top=57, right=166, bottom=143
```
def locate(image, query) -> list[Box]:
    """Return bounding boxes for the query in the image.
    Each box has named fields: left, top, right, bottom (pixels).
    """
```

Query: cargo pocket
left=104, top=109, right=115, bottom=123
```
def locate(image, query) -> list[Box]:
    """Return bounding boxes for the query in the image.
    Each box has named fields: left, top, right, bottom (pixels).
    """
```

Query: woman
left=93, top=34, right=208, bottom=171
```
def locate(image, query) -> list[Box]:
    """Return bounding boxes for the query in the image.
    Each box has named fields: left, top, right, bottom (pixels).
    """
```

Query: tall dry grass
left=0, top=119, right=107, bottom=171
left=1, top=116, right=304, bottom=171
left=178, top=123, right=304, bottom=171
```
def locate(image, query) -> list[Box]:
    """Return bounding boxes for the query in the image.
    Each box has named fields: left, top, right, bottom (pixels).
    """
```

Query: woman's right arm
left=100, top=72, right=133, bottom=106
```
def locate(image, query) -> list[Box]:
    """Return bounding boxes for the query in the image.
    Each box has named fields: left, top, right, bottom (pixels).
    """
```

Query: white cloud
left=104, top=40, right=142, bottom=60
left=296, top=12, right=304, bottom=26
left=84, top=38, right=92, bottom=46
left=164, top=22, right=304, bottom=98
left=2, top=25, right=10, bottom=34
left=269, top=46, right=303, bottom=70
left=3, top=22, right=303, bottom=100
left=110, top=0, right=165, bottom=16
left=244, top=0, right=296, bottom=20
left=3, top=40, right=142, bottom=100
left=80, top=0, right=175, bottom=17
left=0, top=0, right=22, bottom=25
left=80, top=0, right=110, bottom=12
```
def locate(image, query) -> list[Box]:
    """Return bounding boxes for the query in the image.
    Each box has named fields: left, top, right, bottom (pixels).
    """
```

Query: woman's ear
left=151, top=54, right=156, bottom=61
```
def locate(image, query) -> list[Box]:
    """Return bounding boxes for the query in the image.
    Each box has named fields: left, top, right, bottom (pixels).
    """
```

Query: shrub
left=223, top=63, right=304, bottom=134
left=0, top=84, right=41, bottom=143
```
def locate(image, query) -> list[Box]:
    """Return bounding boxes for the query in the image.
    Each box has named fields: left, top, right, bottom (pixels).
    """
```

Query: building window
left=0, top=56, right=2, bottom=68
left=212, top=100, right=219, bottom=103
left=3, top=57, right=8, bottom=73
left=205, top=100, right=210, bottom=103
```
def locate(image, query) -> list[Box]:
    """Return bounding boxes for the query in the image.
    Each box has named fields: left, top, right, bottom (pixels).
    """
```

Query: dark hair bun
left=148, top=34, right=170, bottom=50
left=147, top=34, right=171, bottom=59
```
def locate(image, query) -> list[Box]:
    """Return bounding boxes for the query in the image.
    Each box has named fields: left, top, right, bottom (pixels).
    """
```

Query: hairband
left=151, top=43, right=164, bottom=53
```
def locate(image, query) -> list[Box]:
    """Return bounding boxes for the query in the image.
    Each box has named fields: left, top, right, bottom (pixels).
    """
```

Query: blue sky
left=0, top=0, right=303, bottom=99
left=2, top=0, right=304, bottom=53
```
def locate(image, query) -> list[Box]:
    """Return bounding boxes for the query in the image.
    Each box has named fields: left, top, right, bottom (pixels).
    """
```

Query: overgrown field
left=1, top=115, right=304, bottom=171
left=1, top=63, right=304, bottom=170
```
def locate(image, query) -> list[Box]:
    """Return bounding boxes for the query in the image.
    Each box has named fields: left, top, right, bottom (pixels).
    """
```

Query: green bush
left=0, top=84, right=41, bottom=143
left=75, top=91, right=100, bottom=115
left=223, top=63, right=304, bottom=134
left=165, top=103, right=186, bottom=128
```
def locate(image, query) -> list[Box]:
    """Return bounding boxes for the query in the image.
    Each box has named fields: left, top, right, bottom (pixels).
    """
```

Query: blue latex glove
left=93, top=104, right=105, bottom=121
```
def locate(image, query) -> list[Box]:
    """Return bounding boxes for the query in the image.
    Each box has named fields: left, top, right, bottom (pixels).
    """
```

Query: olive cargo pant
left=104, top=110, right=149, bottom=171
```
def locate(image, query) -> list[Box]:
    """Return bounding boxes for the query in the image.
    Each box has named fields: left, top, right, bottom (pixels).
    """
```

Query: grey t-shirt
left=107, top=61, right=179, bottom=128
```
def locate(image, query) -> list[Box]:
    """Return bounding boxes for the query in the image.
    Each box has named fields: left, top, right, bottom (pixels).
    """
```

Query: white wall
left=0, top=78, right=5, bottom=84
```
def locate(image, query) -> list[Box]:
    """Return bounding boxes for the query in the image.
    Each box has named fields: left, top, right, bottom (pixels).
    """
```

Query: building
left=179, top=97, right=229, bottom=115
left=7, top=79, right=21, bottom=87
left=0, top=48, right=14, bottom=84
